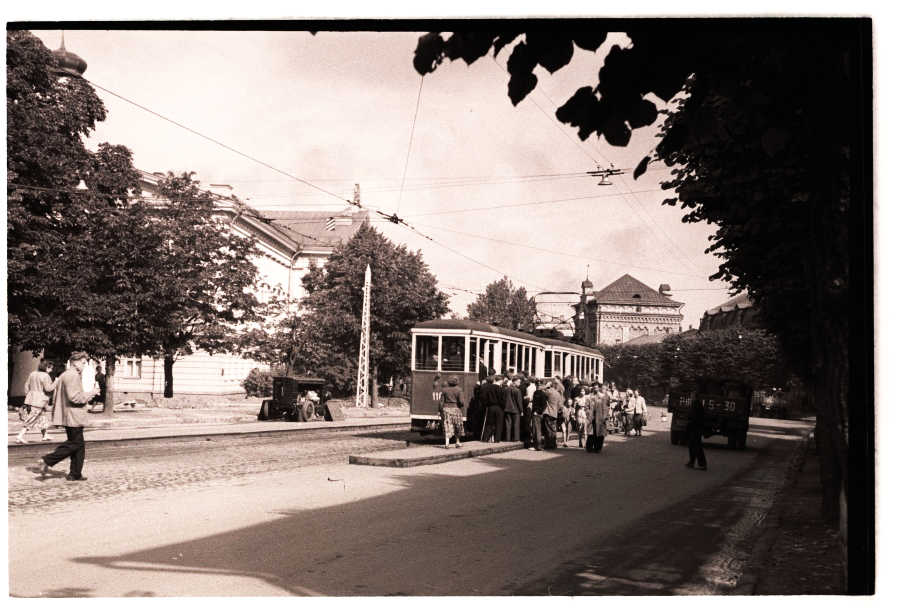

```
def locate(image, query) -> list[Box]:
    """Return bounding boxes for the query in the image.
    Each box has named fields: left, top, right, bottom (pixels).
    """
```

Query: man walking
left=37, top=351, right=98, bottom=481
left=685, top=397, right=708, bottom=470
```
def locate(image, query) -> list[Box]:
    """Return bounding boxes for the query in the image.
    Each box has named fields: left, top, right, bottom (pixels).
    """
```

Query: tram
left=409, top=319, right=604, bottom=434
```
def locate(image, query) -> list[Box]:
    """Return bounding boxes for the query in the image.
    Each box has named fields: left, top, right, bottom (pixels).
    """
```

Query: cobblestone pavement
left=8, top=426, right=414, bottom=514
left=746, top=439, right=845, bottom=594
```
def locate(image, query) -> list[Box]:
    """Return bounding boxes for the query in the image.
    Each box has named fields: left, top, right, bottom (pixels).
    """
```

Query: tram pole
left=355, top=264, right=372, bottom=409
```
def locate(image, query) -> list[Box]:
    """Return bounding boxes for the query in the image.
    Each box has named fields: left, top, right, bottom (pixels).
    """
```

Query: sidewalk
left=735, top=431, right=845, bottom=594
left=8, top=398, right=411, bottom=446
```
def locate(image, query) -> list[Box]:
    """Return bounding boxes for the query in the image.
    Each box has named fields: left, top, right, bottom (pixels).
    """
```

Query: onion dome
left=52, top=32, right=87, bottom=77
left=581, top=277, right=594, bottom=291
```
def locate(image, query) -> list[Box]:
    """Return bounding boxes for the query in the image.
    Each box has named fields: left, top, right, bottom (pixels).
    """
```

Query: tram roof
left=413, top=319, right=605, bottom=358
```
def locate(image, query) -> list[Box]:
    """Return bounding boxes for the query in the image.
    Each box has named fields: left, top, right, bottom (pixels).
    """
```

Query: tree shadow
left=67, top=434, right=800, bottom=597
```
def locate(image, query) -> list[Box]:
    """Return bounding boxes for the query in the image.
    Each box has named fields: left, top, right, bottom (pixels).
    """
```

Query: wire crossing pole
left=355, top=264, right=372, bottom=409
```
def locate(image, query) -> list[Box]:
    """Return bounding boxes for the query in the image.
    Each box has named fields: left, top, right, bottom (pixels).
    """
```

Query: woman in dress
left=575, top=387, right=589, bottom=448
left=440, top=376, right=465, bottom=449
left=633, top=389, right=648, bottom=436
left=17, top=360, right=57, bottom=444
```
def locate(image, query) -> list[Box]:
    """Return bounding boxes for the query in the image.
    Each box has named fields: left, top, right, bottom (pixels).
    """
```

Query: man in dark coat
left=503, top=377, right=523, bottom=442
left=479, top=375, right=506, bottom=443
left=685, top=398, right=708, bottom=470
left=530, top=381, right=548, bottom=451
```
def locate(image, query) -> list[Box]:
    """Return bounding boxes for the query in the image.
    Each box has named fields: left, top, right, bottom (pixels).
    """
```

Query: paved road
left=8, top=425, right=412, bottom=512
left=9, top=416, right=812, bottom=597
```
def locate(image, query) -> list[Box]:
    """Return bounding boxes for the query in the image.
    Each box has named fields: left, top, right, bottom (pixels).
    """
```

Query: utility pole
left=355, top=264, right=372, bottom=409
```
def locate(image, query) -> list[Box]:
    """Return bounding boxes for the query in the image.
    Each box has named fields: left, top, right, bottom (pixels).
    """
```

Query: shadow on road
left=64, top=424, right=808, bottom=597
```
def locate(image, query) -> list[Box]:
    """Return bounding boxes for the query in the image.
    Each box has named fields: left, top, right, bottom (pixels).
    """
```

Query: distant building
left=575, top=274, right=684, bottom=346
left=8, top=172, right=369, bottom=403
left=699, top=293, right=761, bottom=330
left=534, top=292, right=580, bottom=338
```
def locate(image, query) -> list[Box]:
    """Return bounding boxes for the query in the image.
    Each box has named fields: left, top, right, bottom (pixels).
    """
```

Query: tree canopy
left=7, top=31, right=262, bottom=403
left=137, top=173, right=263, bottom=397
left=602, top=328, right=790, bottom=400
left=466, top=277, right=536, bottom=331
left=413, top=23, right=868, bottom=529
left=242, top=225, right=449, bottom=394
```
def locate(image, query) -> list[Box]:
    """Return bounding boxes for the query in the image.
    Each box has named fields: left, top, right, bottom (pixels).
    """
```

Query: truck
left=667, top=378, right=753, bottom=449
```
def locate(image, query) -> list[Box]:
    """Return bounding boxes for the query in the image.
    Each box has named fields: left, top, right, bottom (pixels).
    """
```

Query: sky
left=21, top=27, right=810, bottom=329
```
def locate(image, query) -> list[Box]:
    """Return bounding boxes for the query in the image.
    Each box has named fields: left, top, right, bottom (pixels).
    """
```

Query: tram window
left=523, top=347, right=529, bottom=375
left=442, top=336, right=465, bottom=372
left=553, top=353, right=561, bottom=375
left=501, top=342, right=508, bottom=372
left=532, top=347, right=537, bottom=376
left=415, top=336, right=439, bottom=370
left=516, top=345, right=523, bottom=372
left=545, top=352, right=553, bottom=377
left=469, top=338, right=478, bottom=373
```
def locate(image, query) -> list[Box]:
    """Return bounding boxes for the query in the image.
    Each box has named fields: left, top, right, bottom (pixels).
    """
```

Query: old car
left=257, top=376, right=333, bottom=422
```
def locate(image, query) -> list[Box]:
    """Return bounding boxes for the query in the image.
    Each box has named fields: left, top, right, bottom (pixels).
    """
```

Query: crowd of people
left=436, top=370, right=651, bottom=452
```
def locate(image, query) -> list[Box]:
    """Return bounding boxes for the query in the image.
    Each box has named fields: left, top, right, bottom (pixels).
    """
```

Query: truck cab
left=667, top=378, right=752, bottom=449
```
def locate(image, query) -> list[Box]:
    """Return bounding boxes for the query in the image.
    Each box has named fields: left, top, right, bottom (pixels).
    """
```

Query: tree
left=412, top=23, right=867, bottom=539
left=7, top=31, right=166, bottom=413
left=7, top=30, right=108, bottom=355
left=7, top=31, right=263, bottom=404
left=466, top=277, right=536, bottom=331
left=274, top=226, right=448, bottom=395
left=603, top=329, right=790, bottom=401
left=137, top=173, right=263, bottom=397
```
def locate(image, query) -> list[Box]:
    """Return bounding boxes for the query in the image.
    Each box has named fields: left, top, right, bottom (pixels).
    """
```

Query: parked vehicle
left=667, top=378, right=753, bottom=449
left=257, top=376, right=332, bottom=422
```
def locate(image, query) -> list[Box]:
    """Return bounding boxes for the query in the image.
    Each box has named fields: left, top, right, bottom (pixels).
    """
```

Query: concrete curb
left=349, top=441, right=522, bottom=467
left=732, top=430, right=814, bottom=595
left=8, top=418, right=410, bottom=450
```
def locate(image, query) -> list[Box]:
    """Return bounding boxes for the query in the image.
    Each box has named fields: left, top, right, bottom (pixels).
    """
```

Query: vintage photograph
left=6, top=15, right=874, bottom=598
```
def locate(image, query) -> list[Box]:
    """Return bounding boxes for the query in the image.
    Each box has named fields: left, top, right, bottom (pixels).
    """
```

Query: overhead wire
left=84, top=78, right=358, bottom=209
left=77, top=73, right=710, bottom=298
left=395, top=74, right=425, bottom=214
left=403, top=190, right=659, bottom=218
left=411, top=221, right=712, bottom=279
left=490, top=54, right=600, bottom=165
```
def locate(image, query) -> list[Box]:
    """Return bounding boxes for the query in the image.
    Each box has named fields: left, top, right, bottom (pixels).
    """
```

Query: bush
left=241, top=368, right=273, bottom=398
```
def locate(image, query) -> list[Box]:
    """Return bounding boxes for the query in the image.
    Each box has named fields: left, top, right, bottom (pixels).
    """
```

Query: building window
left=118, top=356, right=142, bottom=378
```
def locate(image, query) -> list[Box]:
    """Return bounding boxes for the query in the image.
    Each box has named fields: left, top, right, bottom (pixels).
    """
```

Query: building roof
left=704, top=292, right=752, bottom=316
left=262, top=209, right=370, bottom=249
left=593, top=274, right=683, bottom=307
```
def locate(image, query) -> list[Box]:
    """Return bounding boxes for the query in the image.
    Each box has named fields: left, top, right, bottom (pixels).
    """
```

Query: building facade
left=575, top=274, right=684, bottom=346
left=8, top=172, right=369, bottom=402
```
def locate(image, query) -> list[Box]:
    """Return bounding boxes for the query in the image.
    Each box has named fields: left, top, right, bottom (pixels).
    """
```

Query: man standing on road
left=521, top=377, right=536, bottom=448
left=36, top=351, right=99, bottom=481
left=529, top=379, right=547, bottom=451
left=480, top=375, right=505, bottom=443
left=685, top=398, right=708, bottom=471
left=503, top=377, right=523, bottom=442
left=544, top=380, right=563, bottom=449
